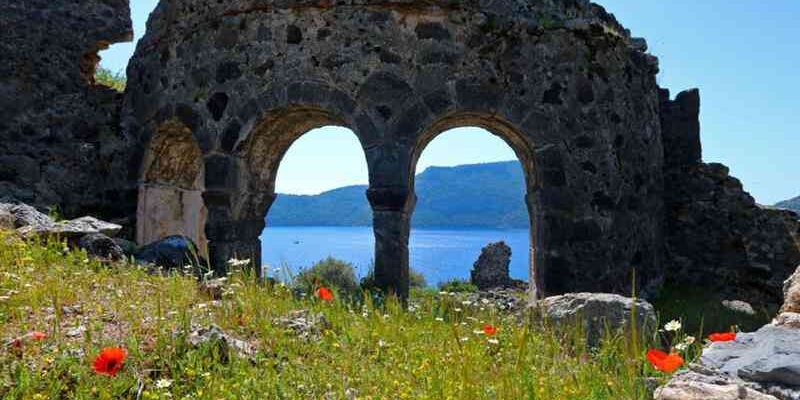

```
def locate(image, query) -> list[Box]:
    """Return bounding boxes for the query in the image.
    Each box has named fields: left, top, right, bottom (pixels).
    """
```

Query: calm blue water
left=260, top=226, right=530, bottom=285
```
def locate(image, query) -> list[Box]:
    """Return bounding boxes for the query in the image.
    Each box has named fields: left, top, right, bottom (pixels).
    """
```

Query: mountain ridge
left=776, top=195, right=800, bottom=212
left=267, top=161, right=529, bottom=229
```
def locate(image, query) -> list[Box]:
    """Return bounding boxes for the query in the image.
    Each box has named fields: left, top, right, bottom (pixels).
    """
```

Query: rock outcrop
left=470, top=242, right=520, bottom=290
left=656, top=265, right=800, bottom=400
left=540, top=292, right=656, bottom=347
left=134, top=235, right=207, bottom=271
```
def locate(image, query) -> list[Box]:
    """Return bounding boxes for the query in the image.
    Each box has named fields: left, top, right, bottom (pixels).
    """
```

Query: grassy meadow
left=0, top=229, right=745, bottom=399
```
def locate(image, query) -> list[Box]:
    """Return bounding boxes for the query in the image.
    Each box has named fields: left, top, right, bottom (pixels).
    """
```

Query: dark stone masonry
left=1, top=0, right=798, bottom=305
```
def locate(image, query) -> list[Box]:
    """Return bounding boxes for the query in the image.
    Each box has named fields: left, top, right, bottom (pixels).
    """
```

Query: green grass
left=0, top=231, right=706, bottom=399
left=652, top=284, right=773, bottom=335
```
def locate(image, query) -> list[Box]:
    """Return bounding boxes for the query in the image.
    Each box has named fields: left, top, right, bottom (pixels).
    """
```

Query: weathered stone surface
left=470, top=242, right=516, bottom=290
left=68, top=217, right=122, bottom=237
left=702, top=325, right=800, bottom=388
left=273, top=310, right=332, bottom=342
left=0, top=203, right=55, bottom=230
left=17, top=216, right=122, bottom=241
left=773, top=312, right=800, bottom=329
left=655, top=367, right=779, bottom=400
left=0, top=210, right=12, bottom=230
left=539, top=293, right=656, bottom=346
left=662, top=159, right=800, bottom=307
left=187, top=325, right=256, bottom=362
left=0, top=1, right=134, bottom=224
left=134, top=235, right=207, bottom=271
left=782, top=266, right=800, bottom=313
left=78, top=233, right=125, bottom=261
left=122, top=0, right=667, bottom=299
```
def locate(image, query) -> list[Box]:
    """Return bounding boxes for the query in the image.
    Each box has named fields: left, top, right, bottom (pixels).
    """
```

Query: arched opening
left=410, top=114, right=539, bottom=296
left=227, top=107, right=371, bottom=279
left=260, top=126, right=372, bottom=279
left=137, top=119, right=208, bottom=255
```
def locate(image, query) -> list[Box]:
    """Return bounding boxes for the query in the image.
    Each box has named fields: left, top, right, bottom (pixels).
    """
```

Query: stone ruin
left=1, top=0, right=798, bottom=305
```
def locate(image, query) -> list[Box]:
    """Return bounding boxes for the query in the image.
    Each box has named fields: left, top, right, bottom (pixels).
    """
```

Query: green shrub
left=295, top=257, right=359, bottom=296
left=438, top=278, right=478, bottom=293
left=94, top=67, right=126, bottom=92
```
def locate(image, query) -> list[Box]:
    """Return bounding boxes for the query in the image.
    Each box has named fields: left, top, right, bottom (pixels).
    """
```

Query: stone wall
left=0, top=0, right=134, bottom=226
left=1, top=0, right=797, bottom=304
left=123, top=0, right=666, bottom=298
left=660, top=89, right=800, bottom=307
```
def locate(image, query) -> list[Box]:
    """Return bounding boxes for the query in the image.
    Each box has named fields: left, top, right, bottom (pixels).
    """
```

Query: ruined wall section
left=124, top=0, right=666, bottom=296
left=661, top=89, right=800, bottom=307
left=0, top=1, right=134, bottom=226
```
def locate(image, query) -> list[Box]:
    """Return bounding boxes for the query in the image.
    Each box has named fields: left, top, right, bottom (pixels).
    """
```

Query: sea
left=260, top=226, right=530, bottom=285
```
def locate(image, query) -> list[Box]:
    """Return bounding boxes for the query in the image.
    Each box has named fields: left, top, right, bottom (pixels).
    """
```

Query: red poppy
left=30, top=331, right=47, bottom=341
left=483, top=325, right=498, bottom=336
left=708, top=332, right=736, bottom=342
left=92, top=347, right=127, bottom=376
left=646, top=349, right=684, bottom=373
left=315, top=287, right=334, bottom=302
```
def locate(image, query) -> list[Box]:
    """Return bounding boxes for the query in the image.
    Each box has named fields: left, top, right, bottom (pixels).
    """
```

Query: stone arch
left=409, top=113, right=543, bottom=297
left=137, top=119, right=208, bottom=255
left=203, top=105, right=372, bottom=273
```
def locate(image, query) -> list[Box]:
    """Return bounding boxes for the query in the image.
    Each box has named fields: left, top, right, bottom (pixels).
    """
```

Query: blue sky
left=101, top=0, right=799, bottom=202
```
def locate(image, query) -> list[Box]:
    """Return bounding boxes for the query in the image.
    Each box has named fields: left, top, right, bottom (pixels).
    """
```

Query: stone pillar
left=206, top=218, right=266, bottom=277
left=525, top=191, right=543, bottom=301
left=203, top=189, right=272, bottom=277
left=367, top=186, right=415, bottom=299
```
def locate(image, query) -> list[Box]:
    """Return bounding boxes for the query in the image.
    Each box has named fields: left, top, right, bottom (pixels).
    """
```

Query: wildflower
left=664, top=320, right=682, bottom=332
left=93, top=347, right=127, bottom=377
left=675, top=343, right=688, bottom=351
left=684, top=336, right=696, bottom=345
left=488, top=338, right=500, bottom=345
left=155, top=379, right=173, bottom=389
left=435, top=317, right=444, bottom=322
left=454, top=308, right=462, bottom=312
left=646, top=349, right=684, bottom=374
left=708, top=332, right=736, bottom=342
left=30, top=331, right=47, bottom=341
left=483, top=325, right=498, bottom=336
left=315, top=287, right=334, bottom=302
left=227, top=258, right=251, bottom=267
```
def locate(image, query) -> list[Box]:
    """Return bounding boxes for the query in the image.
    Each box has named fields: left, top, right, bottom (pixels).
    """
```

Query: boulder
left=539, top=292, right=656, bottom=347
left=18, top=216, right=122, bottom=240
left=470, top=241, right=517, bottom=290
left=0, top=203, right=54, bottom=230
left=654, top=367, right=779, bottom=400
left=78, top=233, right=124, bottom=261
left=135, top=235, right=207, bottom=270
left=702, top=325, right=800, bottom=389
left=65, top=216, right=122, bottom=237
left=722, top=300, right=756, bottom=316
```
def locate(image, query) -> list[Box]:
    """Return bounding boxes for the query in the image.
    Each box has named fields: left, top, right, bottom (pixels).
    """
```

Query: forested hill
left=267, top=161, right=529, bottom=229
